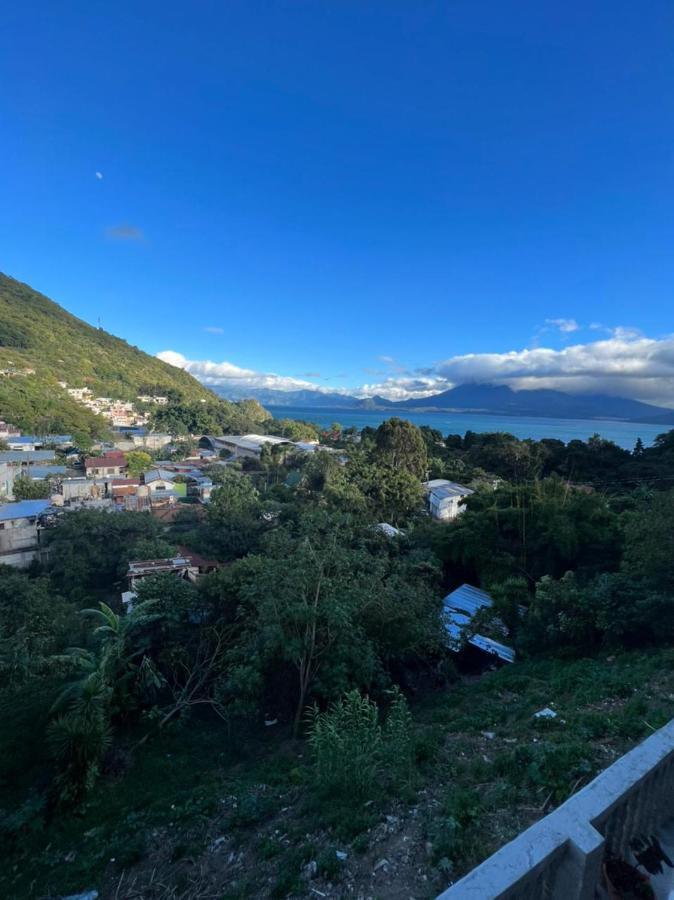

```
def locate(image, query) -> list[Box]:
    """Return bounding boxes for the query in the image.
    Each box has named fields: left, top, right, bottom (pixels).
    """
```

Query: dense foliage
left=4, top=417, right=674, bottom=898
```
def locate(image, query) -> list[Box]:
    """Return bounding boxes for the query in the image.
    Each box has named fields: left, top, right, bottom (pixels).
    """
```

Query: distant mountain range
left=214, top=383, right=674, bottom=425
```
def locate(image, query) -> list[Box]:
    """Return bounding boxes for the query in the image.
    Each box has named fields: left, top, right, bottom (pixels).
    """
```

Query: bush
left=307, top=688, right=415, bottom=804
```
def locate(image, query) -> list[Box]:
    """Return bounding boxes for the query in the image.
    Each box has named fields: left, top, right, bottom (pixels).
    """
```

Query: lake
left=267, top=406, right=668, bottom=450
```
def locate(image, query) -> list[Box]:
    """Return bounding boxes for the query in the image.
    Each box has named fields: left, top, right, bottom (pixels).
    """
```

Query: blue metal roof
left=443, top=584, right=493, bottom=617
left=442, top=584, right=515, bottom=664
left=0, top=500, right=51, bottom=521
left=0, top=450, right=57, bottom=463
left=9, top=434, right=72, bottom=444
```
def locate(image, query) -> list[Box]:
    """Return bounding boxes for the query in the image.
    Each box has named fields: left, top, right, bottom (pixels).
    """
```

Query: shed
left=443, top=584, right=515, bottom=664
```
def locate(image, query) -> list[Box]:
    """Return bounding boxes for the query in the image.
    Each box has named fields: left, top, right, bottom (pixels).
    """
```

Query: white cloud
left=545, top=318, right=580, bottom=333
left=157, top=350, right=336, bottom=394
left=158, top=331, right=674, bottom=408
left=361, top=333, right=674, bottom=406
left=203, top=326, right=224, bottom=334
left=95, top=171, right=103, bottom=180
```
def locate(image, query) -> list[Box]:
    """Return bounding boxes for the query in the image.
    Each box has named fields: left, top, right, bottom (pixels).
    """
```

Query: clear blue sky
left=2, top=2, right=674, bottom=401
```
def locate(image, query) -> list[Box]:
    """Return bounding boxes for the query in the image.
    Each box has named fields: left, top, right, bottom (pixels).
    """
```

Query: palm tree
left=48, top=600, right=163, bottom=806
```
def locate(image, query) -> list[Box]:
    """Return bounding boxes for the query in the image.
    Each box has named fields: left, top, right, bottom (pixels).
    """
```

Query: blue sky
left=2, top=2, right=674, bottom=403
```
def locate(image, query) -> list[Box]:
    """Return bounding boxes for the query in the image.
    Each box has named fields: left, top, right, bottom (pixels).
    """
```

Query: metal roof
left=0, top=500, right=51, bottom=521
left=444, top=584, right=494, bottom=617
left=28, top=466, right=68, bottom=479
left=144, top=469, right=177, bottom=483
left=0, top=450, right=56, bottom=463
left=468, top=634, right=516, bottom=664
left=431, top=483, right=474, bottom=501
left=442, top=584, right=516, bottom=664
left=8, top=434, right=72, bottom=445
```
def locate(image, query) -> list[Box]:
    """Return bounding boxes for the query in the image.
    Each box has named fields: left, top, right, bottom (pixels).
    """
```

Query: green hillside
left=0, top=273, right=219, bottom=441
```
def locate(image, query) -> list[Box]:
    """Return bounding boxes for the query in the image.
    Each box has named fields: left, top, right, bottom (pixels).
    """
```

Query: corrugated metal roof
left=444, top=584, right=494, bottom=617
left=442, top=584, right=515, bottom=664
left=433, top=485, right=474, bottom=501
left=423, top=479, right=473, bottom=492
left=0, top=450, right=56, bottom=463
left=0, top=500, right=51, bottom=521
left=468, top=634, right=516, bottom=664
left=8, top=434, right=72, bottom=444
left=144, top=469, right=177, bottom=483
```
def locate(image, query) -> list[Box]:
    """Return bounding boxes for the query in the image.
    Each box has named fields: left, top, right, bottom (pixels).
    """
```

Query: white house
left=143, top=469, right=180, bottom=503
left=422, top=479, right=474, bottom=521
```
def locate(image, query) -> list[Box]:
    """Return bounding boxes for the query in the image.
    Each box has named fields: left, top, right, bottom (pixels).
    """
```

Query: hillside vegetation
left=3, top=421, right=674, bottom=897
left=0, top=274, right=244, bottom=441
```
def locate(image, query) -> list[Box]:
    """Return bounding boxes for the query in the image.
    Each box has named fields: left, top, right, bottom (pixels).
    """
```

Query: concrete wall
left=437, top=718, right=674, bottom=899
left=0, top=521, right=49, bottom=568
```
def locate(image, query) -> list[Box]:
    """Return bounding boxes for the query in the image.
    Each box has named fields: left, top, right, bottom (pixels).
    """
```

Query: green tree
left=208, top=471, right=260, bottom=521
left=622, top=489, right=674, bottom=592
left=11, top=474, right=51, bottom=500
left=45, top=510, right=166, bottom=598
left=373, top=418, right=428, bottom=479
left=125, top=450, right=153, bottom=476
left=0, top=568, right=74, bottom=686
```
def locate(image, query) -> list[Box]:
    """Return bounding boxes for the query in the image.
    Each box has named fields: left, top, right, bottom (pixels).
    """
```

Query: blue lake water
left=267, top=406, right=669, bottom=450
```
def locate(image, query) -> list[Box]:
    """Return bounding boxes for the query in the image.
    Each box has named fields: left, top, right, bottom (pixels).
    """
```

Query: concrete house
left=85, top=451, right=127, bottom=478
left=142, top=469, right=186, bottom=507
left=422, top=479, right=474, bottom=521
left=61, top=477, right=107, bottom=502
left=0, top=500, right=51, bottom=568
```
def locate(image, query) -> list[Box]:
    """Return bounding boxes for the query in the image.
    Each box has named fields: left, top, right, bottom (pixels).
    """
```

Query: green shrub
left=307, top=688, right=416, bottom=805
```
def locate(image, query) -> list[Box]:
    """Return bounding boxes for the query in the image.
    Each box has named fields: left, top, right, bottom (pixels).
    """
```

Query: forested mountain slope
left=0, top=274, right=223, bottom=439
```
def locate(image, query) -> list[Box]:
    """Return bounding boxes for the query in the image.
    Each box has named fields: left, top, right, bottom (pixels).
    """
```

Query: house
left=6, top=434, right=72, bottom=450
left=185, top=472, right=212, bottom=502
left=126, top=555, right=201, bottom=591
left=0, top=450, right=59, bottom=498
left=123, top=548, right=219, bottom=610
left=442, top=584, right=515, bottom=664
left=61, top=477, right=108, bottom=502
left=141, top=469, right=188, bottom=507
left=143, top=468, right=182, bottom=496
left=136, top=394, right=169, bottom=405
left=422, top=479, right=474, bottom=521
left=85, top=451, right=127, bottom=478
left=0, top=420, right=21, bottom=439
left=132, top=432, right=172, bottom=451
left=110, top=477, right=142, bottom=502
left=0, top=500, right=52, bottom=568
